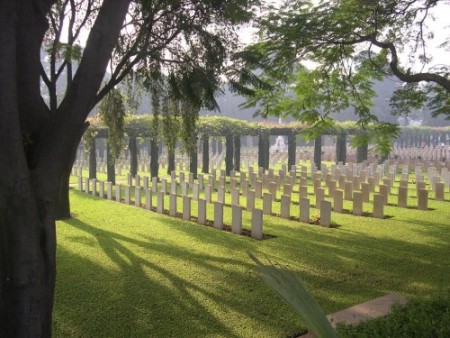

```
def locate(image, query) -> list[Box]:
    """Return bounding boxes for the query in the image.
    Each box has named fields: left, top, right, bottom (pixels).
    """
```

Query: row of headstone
left=78, top=176, right=266, bottom=239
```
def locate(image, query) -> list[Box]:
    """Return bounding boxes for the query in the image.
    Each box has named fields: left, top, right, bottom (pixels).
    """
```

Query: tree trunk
left=88, top=138, right=97, bottom=179
left=56, top=124, right=87, bottom=220
left=233, top=136, right=241, bottom=172
left=314, top=135, right=322, bottom=170
left=202, top=134, right=209, bottom=174
left=0, top=1, right=131, bottom=336
left=150, top=139, right=159, bottom=178
left=287, top=132, right=296, bottom=169
left=225, top=134, right=234, bottom=176
left=129, top=136, right=138, bottom=177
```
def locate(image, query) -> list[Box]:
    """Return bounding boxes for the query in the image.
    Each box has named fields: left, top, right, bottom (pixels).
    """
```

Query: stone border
left=299, top=293, right=407, bottom=337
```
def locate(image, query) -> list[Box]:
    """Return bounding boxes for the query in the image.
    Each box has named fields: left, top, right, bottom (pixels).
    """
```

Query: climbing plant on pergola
left=84, top=116, right=450, bottom=178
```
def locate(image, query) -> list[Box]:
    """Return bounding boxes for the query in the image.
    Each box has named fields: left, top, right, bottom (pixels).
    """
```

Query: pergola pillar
left=150, top=138, right=159, bottom=178
left=190, top=134, right=198, bottom=179
left=287, top=132, right=296, bottom=168
left=233, top=136, right=241, bottom=172
left=106, top=142, right=115, bottom=184
left=314, top=135, right=322, bottom=170
left=202, top=134, right=209, bottom=174
left=356, top=143, right=368, bottom=163
left=335, top=133, right=347, bottom=164
left=89, top=138, right=97, bottom=179
left=258, top=131, right=269, bottom=170
left=225, top=134, right=234, bottom=176
left=129, top=136, right=138, bottom=177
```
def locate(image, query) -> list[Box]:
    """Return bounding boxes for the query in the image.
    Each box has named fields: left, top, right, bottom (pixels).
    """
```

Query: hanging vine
left=97, top=88, right=127, bottom=161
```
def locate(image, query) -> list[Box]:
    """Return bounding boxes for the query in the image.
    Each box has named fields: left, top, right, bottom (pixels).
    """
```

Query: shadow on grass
left=55, top=192, right=450, bottom=337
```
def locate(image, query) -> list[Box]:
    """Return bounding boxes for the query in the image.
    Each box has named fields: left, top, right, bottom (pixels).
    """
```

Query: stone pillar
left=247, top=190, right=255, bottom=211
left=356, top=143, right=368, bottom=163
left=361, top=183, right=370, bottom=203
left=435, top=182, right=444, bottom=201
left=320, top=200, right=332, bottom=227
left=106, top=182, right=112, bottom=200
left=106, top=142, right=115, bottom=185
left=157, top=191, right=164, bottom=214
left=150, top=138, right=159, bottom=178
left=315, top=187, right=325, bottom=208
left=145, top=189, right=152, bottom=210
left=328, top=180, right=337, bottom=197
left=300, top=198, right=310, bottom=223
left=352, top=191, right=363, bottom=216
left=258, top=130, right=270, bottom=170
left=379, top=184, right=389, bottom=205
left=255, top=180, right=263, bottom=199
left=231, top=205, right=243, bottom=234
left=373, top=194, right=384, bottom=218
left=129, top=136, right=138, bottom=177
left=189, top=133, right=198, bottom=180
left=91, top=179, right=97, bottom=196
left=124, top=185, right=130, bottom=204
left=135, top=187, right=141, bottom=207
left=183, top=196, right=191, bottom=221
left=344, top=181, right=353, bottom=201
left=202, top=134, right=209, bottom=174
left=225, top=134, right=234, bottom=176
left=333, top=189, right=343, bottom=213
left=398, top=186, right=408, bottom=208
left=417, top=189, right=428, bottom=210
left=231, top=188, right=240, bottom=206
left=335, top=133, right=347, bottom=164
left=263, top=192, right=272, bottom=215
left=198, top=199, right=207, bottom=225
left=214, top=202, right=224, bottom=229
left=268, top=182, right=277, bottom=201
left=115, top=184, right=121, bottom=202
left=88, top=137, right=97, bottom=179
left=169, top=194, right=177, bottom=216
left=280, top=195, right=291, bottom=219
left=288, top=132, right=296, bottom=169
left=233, top=135, right=241, bottom=172
left=251, top=209, right=263, bottom=240
left=314, top=135, right=322, bottom=170
left=217, top=185, right=225, bottom=203
left=205, top=185, right=212, bottom=203
left=299, top=185, right=308, bottom=199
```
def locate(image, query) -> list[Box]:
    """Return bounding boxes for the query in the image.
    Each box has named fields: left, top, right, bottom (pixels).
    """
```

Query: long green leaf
left=248, top=252, right=338, bottom=338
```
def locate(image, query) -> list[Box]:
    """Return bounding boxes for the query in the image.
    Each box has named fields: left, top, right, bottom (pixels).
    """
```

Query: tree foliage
left=97, top=88, right=127, bottom=161
left=237, top=0, right=449, bottom=153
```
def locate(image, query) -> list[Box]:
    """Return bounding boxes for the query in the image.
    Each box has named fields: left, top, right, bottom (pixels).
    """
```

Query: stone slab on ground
left=299, top=293, right=407, bottom=337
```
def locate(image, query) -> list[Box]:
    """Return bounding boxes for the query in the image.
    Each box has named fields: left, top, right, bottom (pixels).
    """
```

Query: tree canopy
left=236, top=0, right=449, bottom=153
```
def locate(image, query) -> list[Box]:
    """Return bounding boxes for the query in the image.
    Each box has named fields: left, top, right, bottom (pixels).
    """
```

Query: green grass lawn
left=54, top=186, right=450, bottom=337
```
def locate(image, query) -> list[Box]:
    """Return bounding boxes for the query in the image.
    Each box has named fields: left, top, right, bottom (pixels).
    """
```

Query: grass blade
left=248, top=251, right=338, bottom=338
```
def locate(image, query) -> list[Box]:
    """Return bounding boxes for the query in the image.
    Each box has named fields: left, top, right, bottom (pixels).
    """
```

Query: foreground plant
left=248, top=252, right=338, bottom=338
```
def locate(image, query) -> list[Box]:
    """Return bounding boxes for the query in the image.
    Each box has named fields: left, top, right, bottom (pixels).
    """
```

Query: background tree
left=0, top=0, right=256, bottom=336
left=236, top=0, right=449, bottom=145
left=98, top=88, right=127, bottom=185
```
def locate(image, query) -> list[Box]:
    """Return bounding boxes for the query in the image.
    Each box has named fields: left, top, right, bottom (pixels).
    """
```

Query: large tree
left=0, top=0, right=255, bottom=336
left=237, top=0, right=449, bottom=139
